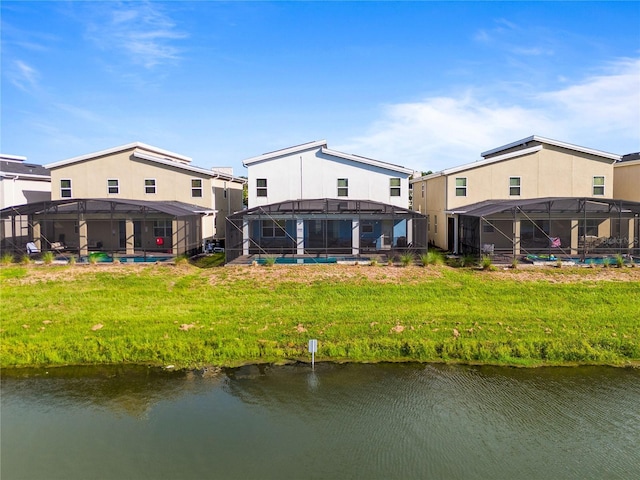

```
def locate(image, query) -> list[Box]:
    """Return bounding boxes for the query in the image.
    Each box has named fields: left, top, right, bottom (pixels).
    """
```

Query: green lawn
left=1, top=263, right=639, bottom=368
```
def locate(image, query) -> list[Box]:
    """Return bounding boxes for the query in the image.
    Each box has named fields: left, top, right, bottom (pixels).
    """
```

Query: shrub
left=41, top=251, right=55, bottom=265
left=399, top=252, right=414, bottom=267
left=615, top=254, right=624, bottom=268
left=20, top=255, right=31, bottom=265
left=420, top=251, right=444, bottom=266
left=386, top=255, right=395, bottom=266
left=68, top=256, right=77, bottom=265
left=481, top=255, right=493, bottom=270
left=263, top=256, right=276, bottom=267
left=1, top=253, right=14, bottom=265
left=462, top=255, right=476, bottom=268
left=511, top=257, right=519, bottom=269
left=602, top=257, right=611, bottom=268
left=369, top=259, right=379, bottom=267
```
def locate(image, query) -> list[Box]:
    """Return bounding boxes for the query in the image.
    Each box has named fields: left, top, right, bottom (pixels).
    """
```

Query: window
left=421, top=183, right=425, bottom=198
left=107, top=179, right=119, bottom=194
left=256, top=178, right=268, bottom=197
left=390, top=178, right=401, bottom=197
left=60, top=179, right=72, bottom=198
left=337, top=178, right=349, bottom=197
left=191, top=178, right=203, bottom=197
left=145, top=179, right=156, bottom=194
left=483, top=224, right=495, bottom=233
left=434, top=215, right=438, bottom=234
left=262, top=220, right=286, bottom=237
left=455, top=178, right=467, bottom=196
left=361, top=222, right=374, bottom=234
left=593, top=176, right=605, bottom=196
left=579, top=219, right=600, bottom=237
left=153, top=220, right=172, bottom=238
left=509, top=177, right=521, bottom=196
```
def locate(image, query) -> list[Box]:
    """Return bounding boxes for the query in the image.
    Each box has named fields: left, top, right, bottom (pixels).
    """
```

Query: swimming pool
left=254, top=256, right=372, bottom=265
left=78, top=253, right=174, bottom=263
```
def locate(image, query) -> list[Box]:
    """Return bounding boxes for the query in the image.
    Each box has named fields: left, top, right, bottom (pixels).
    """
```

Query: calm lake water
left=2, top=363, right=639, bottom=480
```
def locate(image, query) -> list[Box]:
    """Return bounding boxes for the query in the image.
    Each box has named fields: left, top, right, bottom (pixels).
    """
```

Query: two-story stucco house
left=226, top=140, right=426, bottom=262
left=0, top=154, right=51, bottom=251
left=614, top=153, right=640, bottom=202
left=411, top=136, right=640, bottom=257
left=1, top=143, right=245, bottom=257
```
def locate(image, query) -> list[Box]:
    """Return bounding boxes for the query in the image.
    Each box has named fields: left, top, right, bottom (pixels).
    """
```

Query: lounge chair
left=50, top=242, right=66, bottom=252
left=26, top=242, right=41, bottom=255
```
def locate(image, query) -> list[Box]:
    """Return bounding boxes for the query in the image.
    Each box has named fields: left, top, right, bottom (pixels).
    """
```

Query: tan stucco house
left=614, top=153, right=640, bottom=202
left=411, top=136, right=639, bottom=257
left=1, top=143, right=245, bottom=257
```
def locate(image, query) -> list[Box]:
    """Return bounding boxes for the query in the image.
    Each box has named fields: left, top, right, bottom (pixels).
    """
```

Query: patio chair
left=50, top=242, right=66, bottom=252
left=26, top=242, right=41, bottom=255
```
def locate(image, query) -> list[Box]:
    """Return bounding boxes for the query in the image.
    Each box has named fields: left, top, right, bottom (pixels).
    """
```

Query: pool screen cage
left=456, top=197, right=640, bottom=260
left=1, top=198, right=206, bottom=258
left=226, top=198, right=428, bottom=263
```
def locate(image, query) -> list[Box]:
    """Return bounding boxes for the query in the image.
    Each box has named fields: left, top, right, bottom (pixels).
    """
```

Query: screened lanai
left=1, top=198, right=211, bottom=257
left=226, top=198, right=427, bottom=262
left=454, top=197, right=640, bottom=260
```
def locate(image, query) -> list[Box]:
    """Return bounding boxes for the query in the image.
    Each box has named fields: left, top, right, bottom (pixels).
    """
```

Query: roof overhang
left=481, top=135, right=621, bottom=161
left=243, top=140, right=328, bottom=166
left=320, top=147, right=413, bottom=175
left=44, top=142, right=192, bottom=169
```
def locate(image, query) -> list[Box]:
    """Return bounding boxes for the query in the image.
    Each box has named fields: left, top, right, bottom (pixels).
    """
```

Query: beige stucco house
left=410, top=136, right=640, bottom=257
left=1, top=143, right=245, bottom=257
left=614, top=153, right=640, bottom=202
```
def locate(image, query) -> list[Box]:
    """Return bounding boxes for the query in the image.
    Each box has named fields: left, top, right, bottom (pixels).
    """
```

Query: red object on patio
left=155, top=237, right=164, bottom=246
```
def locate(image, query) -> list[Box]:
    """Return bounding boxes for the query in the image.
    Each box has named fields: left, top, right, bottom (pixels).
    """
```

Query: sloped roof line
left=132, top=150, right=246, bottom=183
left=242, top=140, right=328, bottom=166
left=44, top=142, right=192, bottom=169
left=481, top=135, right=621, bottom=161
left=411, top=145, right=543, bottom=183
left=320, top=147, right=414, bottom=175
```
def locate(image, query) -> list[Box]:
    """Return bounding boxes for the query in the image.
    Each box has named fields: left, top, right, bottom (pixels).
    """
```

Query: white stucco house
left=1, top=154, right=51, bottom=251
left=226, top=140, right=427, bottom=262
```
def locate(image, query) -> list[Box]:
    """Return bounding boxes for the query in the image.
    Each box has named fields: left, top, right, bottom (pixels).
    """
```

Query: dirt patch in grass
left=4, top=263, right=640, bottom=286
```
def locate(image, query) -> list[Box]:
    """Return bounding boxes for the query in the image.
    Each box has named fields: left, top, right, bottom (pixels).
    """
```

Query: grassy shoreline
left=1, top=263, right=639, bottom=369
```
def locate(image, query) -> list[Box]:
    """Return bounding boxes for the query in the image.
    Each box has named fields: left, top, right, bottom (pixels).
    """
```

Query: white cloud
left=340, top=58, right=640, bottom=173
left=85, top=1, right=187, bottom=69
left=10, top=60, right=40, bottom=92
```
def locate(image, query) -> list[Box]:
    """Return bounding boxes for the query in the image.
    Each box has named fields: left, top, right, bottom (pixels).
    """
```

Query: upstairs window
left=434, top=215, right=438, bottom=234
left=191, top=178, right=203, bottom=197
left=593, top=176, right=605, bottom=196
left=337, top=178, right=349, bottom=197
left=60, top=179, right=72, bottom=198
left=256, top=178, right=268, bottom=197
left=455, top=178, right=467, bottom=196
left=509, top=177, right=521, bottom=196
left=145, top=179, right=156, bottom=194
left=421, top=183, right=425, bottom=198
left=107, top=179, right=119, bottom=194
left=390, top=178, right=401, bottom=197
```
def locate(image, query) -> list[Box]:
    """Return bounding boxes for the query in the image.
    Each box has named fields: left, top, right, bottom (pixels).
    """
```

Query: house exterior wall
left=49, top=149, right=215, bottom=207
left=47, top=146, right=245, bottom=242
left=446, top=146, right=615, bottom=210
left=613, top=160, right=640, bottom=202
left=413, top=142, right=617, bottom=251
left=1, top=176, right=51, bottom=207
left=246, top=146, right=410, bottom=208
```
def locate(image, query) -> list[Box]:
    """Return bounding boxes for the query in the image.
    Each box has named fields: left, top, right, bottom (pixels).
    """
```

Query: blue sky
left=2, top=1, right=639, bottom=175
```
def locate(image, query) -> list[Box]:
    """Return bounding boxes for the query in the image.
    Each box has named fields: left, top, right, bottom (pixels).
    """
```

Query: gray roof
left=620, top=152, right=640, bottom=162
left=1, top=160, right=50, bottom=177
left=451, top=197, right=640, bottom=217
left=1, top=198, right=213, bottom=218
left=229, top=198, right=425, bottom=218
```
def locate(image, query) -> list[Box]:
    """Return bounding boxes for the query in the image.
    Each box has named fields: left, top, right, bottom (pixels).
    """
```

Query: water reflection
left=2, top=363, right=639, bottom=480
